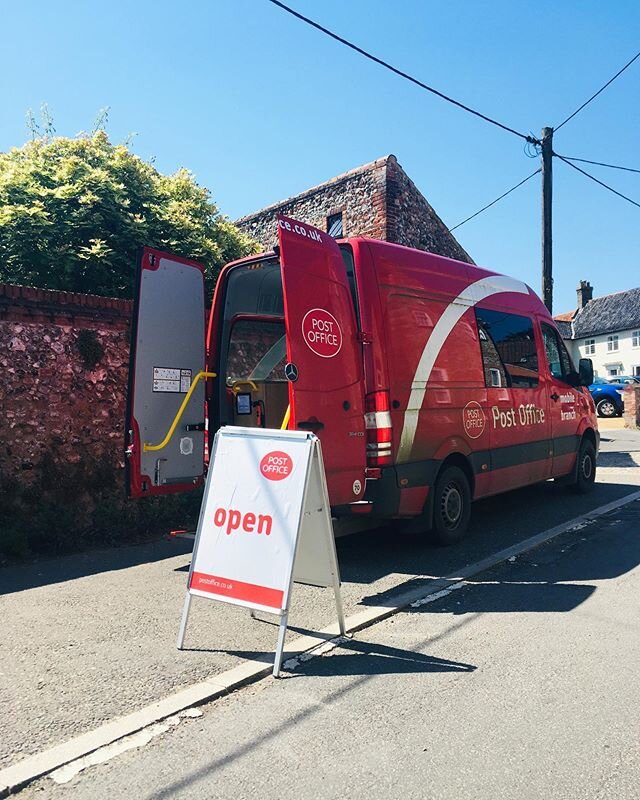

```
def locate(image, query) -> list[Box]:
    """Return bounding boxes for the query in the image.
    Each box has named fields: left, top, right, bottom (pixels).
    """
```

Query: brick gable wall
left=235, top=155, right=473, bottom=264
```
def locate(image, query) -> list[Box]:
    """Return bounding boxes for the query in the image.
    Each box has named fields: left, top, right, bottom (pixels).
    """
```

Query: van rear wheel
left=430, top=466, right=472, bottom=546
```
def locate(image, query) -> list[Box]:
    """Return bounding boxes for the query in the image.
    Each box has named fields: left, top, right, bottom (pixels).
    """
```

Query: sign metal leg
left=176, top=592, right=192, bottom=650
left=333, top=577, right=346, bottom=636
left=273, top=611, right=289, bottom=678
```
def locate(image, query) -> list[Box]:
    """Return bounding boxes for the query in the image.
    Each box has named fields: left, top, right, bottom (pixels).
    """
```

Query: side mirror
left=578, top=358, right=594, bottom=387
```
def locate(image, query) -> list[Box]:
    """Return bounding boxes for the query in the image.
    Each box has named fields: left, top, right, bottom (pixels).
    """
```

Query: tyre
left=570, top=439, right=597, bottom=494
left=430, top=465, right=472, bottom=546
left=596, top=398, right=619, bottom=418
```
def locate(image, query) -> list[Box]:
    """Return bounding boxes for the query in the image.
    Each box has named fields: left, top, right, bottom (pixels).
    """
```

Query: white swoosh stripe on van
left=397, top=274, right=530, bottom=463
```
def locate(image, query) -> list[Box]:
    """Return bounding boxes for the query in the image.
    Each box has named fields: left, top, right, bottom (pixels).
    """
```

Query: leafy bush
left=0, top=130, right=256, bottom=298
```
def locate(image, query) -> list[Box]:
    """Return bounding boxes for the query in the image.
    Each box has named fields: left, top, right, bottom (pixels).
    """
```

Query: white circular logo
left=352, top=479, right=362, bottom=495
left=462, top=401, right=486, bottom=439
left=301, top=308, right=343, bottom=358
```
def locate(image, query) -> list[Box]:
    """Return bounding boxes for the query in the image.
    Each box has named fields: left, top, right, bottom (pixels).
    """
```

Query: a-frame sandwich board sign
left=177, top=426, right=345, bottom=677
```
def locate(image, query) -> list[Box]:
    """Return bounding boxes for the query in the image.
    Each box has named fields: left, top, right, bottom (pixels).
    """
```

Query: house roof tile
left=572, top=287, right=640, bottom=338
left=554, top=320, right=573, bottom=339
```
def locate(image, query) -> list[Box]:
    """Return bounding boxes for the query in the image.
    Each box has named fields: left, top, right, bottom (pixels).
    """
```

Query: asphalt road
left=2, top=422, right=639, bottom=774
left=20, top=495, right=640, bottom=799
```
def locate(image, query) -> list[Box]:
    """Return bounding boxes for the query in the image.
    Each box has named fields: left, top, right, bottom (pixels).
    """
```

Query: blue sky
left=1, top=0, right=638, bottom=313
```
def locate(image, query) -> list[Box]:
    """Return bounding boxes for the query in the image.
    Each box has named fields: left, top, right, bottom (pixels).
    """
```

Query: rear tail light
left=365, top=391, right=393, bottom=467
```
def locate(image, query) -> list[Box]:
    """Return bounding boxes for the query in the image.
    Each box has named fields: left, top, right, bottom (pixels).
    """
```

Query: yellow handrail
left=143, top=371, right=217, bottom=452
left=280, top=405, right=291, bottom=430
left=231, top=379, right=258, bottom=393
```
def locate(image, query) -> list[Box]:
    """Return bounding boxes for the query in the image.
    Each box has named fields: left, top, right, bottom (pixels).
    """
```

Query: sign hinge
left=357, top=331, right=373, bottom=344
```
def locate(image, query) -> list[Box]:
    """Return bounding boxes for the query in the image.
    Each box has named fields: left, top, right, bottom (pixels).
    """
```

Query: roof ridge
left=235, top=155, right=397, bottom=223
left=587, top=285, right=640, bottom=302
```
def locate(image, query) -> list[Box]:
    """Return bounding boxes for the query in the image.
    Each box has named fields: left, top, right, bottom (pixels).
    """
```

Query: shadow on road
left=1, top=480, right=636, bottom=597
left=217, top=637, right=477, bottom=677
left=288, top=638, right=476, bottom=676
left=361, top=577, right=597, bottom=612
left=338, top=481, right=638, bottom=589
left=0, top=536, right=193, bottom=595
left=360, top=502, right=640, bottom=610
left=597, top=452, right=638, bottom=468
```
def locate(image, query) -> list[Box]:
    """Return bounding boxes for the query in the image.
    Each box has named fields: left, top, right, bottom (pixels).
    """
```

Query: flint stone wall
left=0, top=283, right=132, bottom=481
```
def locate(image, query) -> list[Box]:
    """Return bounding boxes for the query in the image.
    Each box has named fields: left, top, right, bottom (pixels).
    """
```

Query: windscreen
left=227, top=319, right=286, bottom=383
left=215, top=259, right=285, bottom=427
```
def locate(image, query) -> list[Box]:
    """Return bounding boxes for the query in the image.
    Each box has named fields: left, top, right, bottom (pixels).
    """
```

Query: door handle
left=185, top=422, right=206, bottom=432
left=550, top=393, right=560, bottom=402
left=297, top=419, right=324, bottom=432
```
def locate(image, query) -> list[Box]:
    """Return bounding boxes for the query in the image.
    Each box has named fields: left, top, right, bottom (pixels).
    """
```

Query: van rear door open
left=277, top=215, right=366, bottom=505
left=125, top=248, right=207, bottom=498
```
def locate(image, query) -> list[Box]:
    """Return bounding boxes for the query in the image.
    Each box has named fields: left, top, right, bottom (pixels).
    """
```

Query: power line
left=555, top=49, right=640, bottom=133
left=554, top=154, right=640, bottom=175
left=555, top=153, right=640, bottom=210
left=267, top=0, right=539, bottom=145
left=448, top=169, right=541, bottom=231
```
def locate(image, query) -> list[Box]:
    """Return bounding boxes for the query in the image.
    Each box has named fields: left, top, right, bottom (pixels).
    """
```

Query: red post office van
left=126, top=214, right=598, bottom=544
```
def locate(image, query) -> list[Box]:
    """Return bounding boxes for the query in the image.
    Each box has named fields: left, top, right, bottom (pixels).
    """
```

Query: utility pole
left=541, top=126, right=553, bottom=313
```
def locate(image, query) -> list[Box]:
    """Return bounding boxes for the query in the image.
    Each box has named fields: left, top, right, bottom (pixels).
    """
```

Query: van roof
left=226, top=238, right=549, bottom=319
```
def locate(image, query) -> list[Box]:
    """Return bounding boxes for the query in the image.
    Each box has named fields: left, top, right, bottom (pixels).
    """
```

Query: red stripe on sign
left=190, top=571, right=284, bottom=609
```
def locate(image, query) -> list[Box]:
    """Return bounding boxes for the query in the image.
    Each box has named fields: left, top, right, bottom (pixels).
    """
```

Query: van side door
left=475, top=307, right=552, bottom=491
left=540, top=322, right=583, bottom=478
left=125, top=248, right=207, bottom=498
left=277, top=215, right=366, bottom=506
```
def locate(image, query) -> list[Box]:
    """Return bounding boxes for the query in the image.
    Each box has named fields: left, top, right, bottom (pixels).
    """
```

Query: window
left=475, top=308, right=539, bottom=388
left=326, top=212, right=343, bottom=238
left=633, top=330, right=640, bottom=348
left=339, top=244, right=360, bottom=324
left=634, top=366, right=640, bottom=377
left=226, top=319, right=286, bottom=385
left=542, top=324, right=574, bottom=381
left=489, top=368, right=503, bottom=387
left=607, top=335, right=619, bottom=352
left=608, top=367, right=619, bottom=377
left=584, top=338, right=595, bottom=355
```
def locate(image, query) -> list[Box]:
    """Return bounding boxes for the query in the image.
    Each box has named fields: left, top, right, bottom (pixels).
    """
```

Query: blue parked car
left=589, top=377, right=624, bottom=417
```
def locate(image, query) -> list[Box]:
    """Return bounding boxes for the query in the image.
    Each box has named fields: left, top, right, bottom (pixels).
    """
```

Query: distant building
left=235, top=154, right=473, bottom=264
left=555, top=280, right=640, bottom=378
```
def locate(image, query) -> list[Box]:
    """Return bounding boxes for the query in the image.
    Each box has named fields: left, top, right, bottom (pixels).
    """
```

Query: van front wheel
left=430, top=466, right=472, bottom=546
left=571, top=439, right=597, bottom=494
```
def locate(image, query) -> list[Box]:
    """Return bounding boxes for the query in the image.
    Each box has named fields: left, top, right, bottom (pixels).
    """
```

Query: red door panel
left=277, top=215, right=366, bottom=506
left=540, top=322, right=586, bottom=477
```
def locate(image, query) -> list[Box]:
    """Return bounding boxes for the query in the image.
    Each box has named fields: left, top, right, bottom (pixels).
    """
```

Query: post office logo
left=301, top=308, right=343, bottom=358
left=260, top=451, right=293, bottom=481
left=463, top=401, right=486, bottom=439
